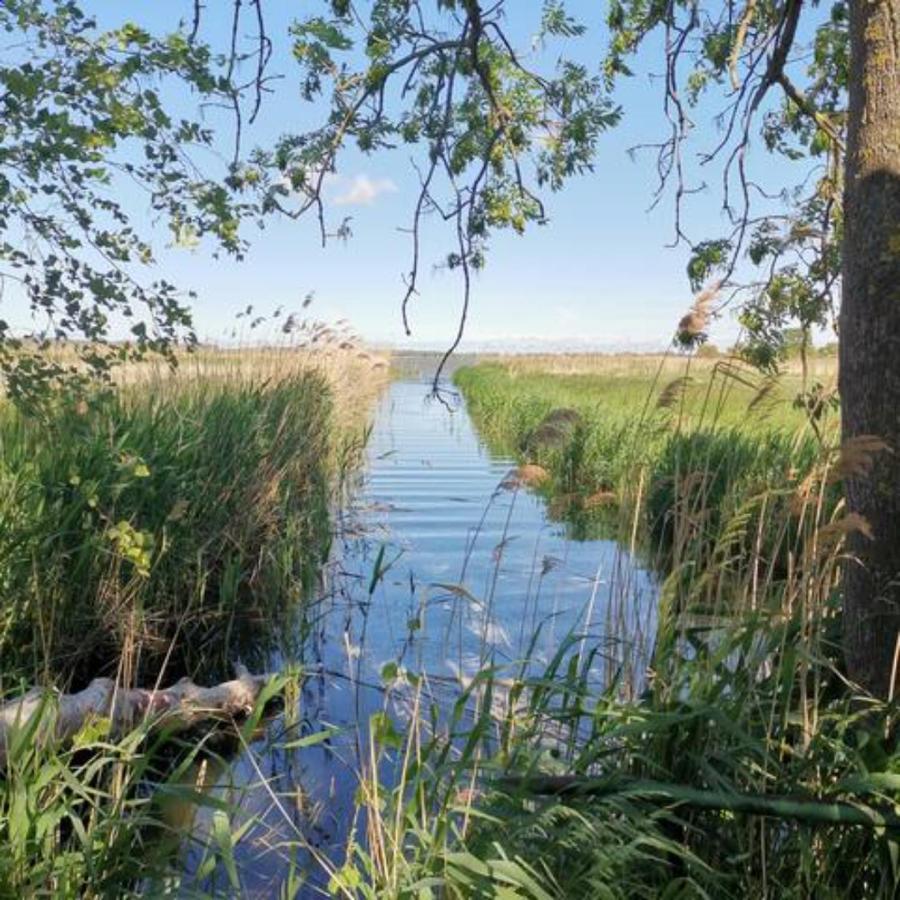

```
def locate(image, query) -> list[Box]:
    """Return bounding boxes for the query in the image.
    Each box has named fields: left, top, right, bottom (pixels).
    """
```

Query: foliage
left=0, top=705, right=167, bottom=897
left=0, top=342, right=384, bottom=898
left=0, top=365, right=337, bottom=685
left=327, top=357, right=892, bottom=899
left=261, top=0, right=620, bottom=380
left=0, top=0, right=882, bottom=894
left=0, top=671, right=296, bottom=898
left=0, top=1, right=623, bottom=397
left=0, top=0, right=260, bottom=404
left=268, top=0, right=849, bottom=367
left=603, top=0, right=846, bottom=361
left=0, top=0, right=852, bottom=396
left=337, top=588, right=897, bottom=898
left=452, top=610, right=897, bottom=898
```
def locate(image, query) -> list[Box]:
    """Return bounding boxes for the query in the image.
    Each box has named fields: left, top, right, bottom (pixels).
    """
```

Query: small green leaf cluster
left=0, top=1, right=264, bottom=404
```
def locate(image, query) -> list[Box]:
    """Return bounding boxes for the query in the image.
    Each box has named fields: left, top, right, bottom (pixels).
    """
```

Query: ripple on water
left=172, top=379, right=657, bottom=897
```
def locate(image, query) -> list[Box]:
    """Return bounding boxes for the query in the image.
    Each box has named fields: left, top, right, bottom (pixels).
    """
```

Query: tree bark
left=840, top=0, right=900, bottom=696
left=0, top=665, right=272, bottom=769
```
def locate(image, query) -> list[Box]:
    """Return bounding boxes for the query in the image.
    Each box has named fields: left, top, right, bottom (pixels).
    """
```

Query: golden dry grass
left=115, top=341, right=390, bottom=436
left=11, top=322, right=392, bottom=438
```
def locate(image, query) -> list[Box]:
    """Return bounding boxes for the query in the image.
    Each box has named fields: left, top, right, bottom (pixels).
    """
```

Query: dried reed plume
left=675, top=281, right=721, bottom=349
left=815, top=512, right=874, bottom=555
left=830, top=434, right=892, bottom=483
left=584, top=489, right=617, bottom=508
left=657, top=375, right=694, bottom=410
left=747, top=377, right=778, bottom=414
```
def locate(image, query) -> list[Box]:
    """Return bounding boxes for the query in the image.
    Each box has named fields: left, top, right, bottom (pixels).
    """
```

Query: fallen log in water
left=0, top=664, right=273, bottom=769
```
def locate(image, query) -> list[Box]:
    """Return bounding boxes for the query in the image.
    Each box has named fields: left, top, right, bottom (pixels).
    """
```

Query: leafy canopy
left=602, top=0, right=846, bottom=367
left=261, top=0, right=620, bottom=380
left=0, top=0, right=260, bottom=407
left=276, top=0, right=846, bottom=371
left=0, top=0, right=849, bottom=402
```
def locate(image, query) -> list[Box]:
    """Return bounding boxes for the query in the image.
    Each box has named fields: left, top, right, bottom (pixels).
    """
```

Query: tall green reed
left=0, top=370, right=338, bottom=687
left=307, top=354, right=897, bottom=898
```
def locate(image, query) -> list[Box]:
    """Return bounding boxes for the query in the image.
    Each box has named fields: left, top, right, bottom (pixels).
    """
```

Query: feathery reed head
left=657, top=375, right=694, bottom=410
left=675, top=281, right=721, bottom=349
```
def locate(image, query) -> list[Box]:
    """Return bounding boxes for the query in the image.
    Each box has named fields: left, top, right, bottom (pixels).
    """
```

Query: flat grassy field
left=459, top=351, right=837, bottom=434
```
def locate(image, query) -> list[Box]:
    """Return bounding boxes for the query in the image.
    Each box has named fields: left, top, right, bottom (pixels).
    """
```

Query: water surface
left=173, top=379, right=656, bottom=896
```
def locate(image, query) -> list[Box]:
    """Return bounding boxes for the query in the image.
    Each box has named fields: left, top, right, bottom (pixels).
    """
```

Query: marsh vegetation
left=0, top=341, right=387, bottom=896
left=1, top=0, right=898, bottom=895
left=2, top=347, right=899, bottom=899
left=361, top=352, right=897, bottom=898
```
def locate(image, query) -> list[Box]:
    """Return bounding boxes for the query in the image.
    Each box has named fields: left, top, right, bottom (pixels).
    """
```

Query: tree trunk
left=839, top=0, right=900, bottom=697
left=0, top=665, right=273, bottom=769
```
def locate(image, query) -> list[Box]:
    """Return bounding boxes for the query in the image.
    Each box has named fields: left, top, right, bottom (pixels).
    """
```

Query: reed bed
left=310, top=352, right=892, bottom=898
left=156, top=350, right=885, bottom=897
left=5, top=348, right=895, bottom=898
left=486, top=350, right=838, bottom=384
left=0, top=337, right=389, bottom=897
left=0, top=338, right=387, bottom=688
left=455, top=356, right=837, bottom=564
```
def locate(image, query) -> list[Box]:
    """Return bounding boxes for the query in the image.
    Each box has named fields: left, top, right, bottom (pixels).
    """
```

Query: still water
left=171, top=380, right=657, bottom=896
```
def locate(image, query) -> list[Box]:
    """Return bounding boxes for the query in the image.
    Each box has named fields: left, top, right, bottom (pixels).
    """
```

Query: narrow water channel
left=172, top=379, right=657, bottom=897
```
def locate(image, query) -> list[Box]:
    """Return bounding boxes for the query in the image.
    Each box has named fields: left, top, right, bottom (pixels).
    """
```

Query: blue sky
left=34, top=2, right=821, bottom=352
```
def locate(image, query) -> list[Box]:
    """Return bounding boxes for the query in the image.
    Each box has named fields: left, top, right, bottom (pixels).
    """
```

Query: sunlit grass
left=455, top=354, right=839, bottom=563
left=0, top=339, right=388, bottom=686
left=311, top=350, right=890, bottom=899
left=4, top=348, right=892, bottom=899
left=458, top=352, right=837, bottom=435
left=0, top=337, right=389, bottom=897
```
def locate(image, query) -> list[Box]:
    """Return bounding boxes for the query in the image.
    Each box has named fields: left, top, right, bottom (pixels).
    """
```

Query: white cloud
left=333, top=173, right=397, bottom=207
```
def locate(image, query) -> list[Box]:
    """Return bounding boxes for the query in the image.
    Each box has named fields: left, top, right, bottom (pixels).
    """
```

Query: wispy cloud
left=333, top=173, right=397, bottom=207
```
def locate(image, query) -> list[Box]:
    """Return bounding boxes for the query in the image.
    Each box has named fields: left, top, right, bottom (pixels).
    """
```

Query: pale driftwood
left=0, top=664, right=272, bottom=769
